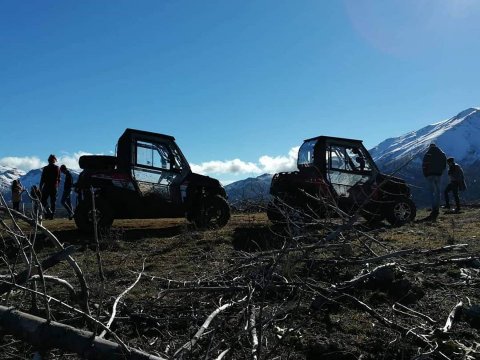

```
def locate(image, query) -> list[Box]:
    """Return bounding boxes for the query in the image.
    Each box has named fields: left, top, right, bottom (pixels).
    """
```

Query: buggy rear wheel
left=74, top=198, right=114, bottom=233
left=386, top=197, right=416, bottom=226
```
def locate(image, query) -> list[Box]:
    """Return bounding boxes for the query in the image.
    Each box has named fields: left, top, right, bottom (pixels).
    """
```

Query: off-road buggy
left=267, top=136, right=416, bottom=226
left=74, top=129, right=230, bottom=232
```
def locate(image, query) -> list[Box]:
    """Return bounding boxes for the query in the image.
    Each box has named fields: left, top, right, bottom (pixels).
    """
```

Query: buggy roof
left=120, top=128, right=176, bottom=141
left=303, top=135, right=364, bottom=145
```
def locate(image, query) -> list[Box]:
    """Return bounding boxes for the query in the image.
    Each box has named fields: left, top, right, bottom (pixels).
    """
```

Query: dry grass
left=1, top=208, right=479, bottom=359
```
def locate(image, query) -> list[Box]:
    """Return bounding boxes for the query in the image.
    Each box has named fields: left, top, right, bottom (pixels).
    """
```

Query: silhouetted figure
left=444, top=157, right=466, bottom=213
left=11, top=180, right=24, bottom=211
left=422, top=143, right=447, bottom=221
left=40, top=154, right=60, bottom=220
left=60, top=164, right=74, bottom=219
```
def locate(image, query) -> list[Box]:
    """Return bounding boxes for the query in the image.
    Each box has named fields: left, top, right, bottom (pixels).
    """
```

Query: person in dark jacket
left=422, top=143, right=447, bottom=220
left=11, top=180, right=24, bottom=211
left=444, top=157, right=466, bottom=213
left=40, top=154, right=61, bottom=219
left=60, top=164, right=74, bottom=219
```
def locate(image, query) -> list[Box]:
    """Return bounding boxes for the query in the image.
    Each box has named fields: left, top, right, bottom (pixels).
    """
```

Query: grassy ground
left=1, top=208, right=479, bottom=359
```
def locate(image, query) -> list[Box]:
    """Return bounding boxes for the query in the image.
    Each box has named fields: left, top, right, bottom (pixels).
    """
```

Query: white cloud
left=57, top=152, right=93, bottom=170
left=0, top=156, right=44, bottom=171
left=0, top=151, right=93, bottom=172
left=1, top=147, right=300, bottom=179
left=191, top=146, right=299, bottom=177
left=191, top=159, right=261, bottom=175
left=258, top=146, right=299, bottom=174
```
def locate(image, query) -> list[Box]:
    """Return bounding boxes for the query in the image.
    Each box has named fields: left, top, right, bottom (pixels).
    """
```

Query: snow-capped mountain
left=370, top=107, right=480, bottom=169
left=0, top=165, right=25, bottom=195
left=0, top=166, right=79, bottom=205
left=370, top=107, right=480, bottom=206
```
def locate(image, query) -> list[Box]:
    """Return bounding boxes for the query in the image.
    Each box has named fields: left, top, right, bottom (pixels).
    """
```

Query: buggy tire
left=192, top=195, right=230, bottom=229
left=74, top=198, right=114, bottom=233
left=386, top=197, right=416, bottom=226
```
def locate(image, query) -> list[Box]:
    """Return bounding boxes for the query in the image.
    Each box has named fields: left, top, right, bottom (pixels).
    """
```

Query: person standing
left=11, top=180, right=24, bottom=211
left=40, top=154, right=61, bottom=219
left=60, top=164, right=74, bottom=219
left=444, top=157, right=466, bottom=213
left=422, top=143, right=447, bottom=221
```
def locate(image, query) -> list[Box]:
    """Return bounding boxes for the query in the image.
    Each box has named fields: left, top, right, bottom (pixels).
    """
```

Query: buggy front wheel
left=386, top=198, right=416, bottom=226
left=191, top=195, right=230, bottom=229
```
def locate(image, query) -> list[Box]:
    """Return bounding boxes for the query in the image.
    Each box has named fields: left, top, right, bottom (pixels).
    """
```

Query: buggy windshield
left=297, top=139, right=317, bottom=167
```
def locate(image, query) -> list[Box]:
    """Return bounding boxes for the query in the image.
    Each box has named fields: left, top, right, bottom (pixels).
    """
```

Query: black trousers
left=61, top=189, right=74, bottom=216
left=444, top=182, right=460, bottom=208
left=41, top=187, right=57, bottom=217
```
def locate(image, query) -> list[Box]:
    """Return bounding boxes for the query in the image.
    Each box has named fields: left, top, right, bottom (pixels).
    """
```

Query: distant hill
left=224, top=173, right=272, bottom=208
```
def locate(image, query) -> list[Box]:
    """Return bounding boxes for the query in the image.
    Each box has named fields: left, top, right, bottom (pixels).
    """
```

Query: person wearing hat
left=444, top=157, right=466, bottom=213
left=39, top=154, right=61, bottom=219
left=422, top=143, right=447, bottom=220
left=11, top=179, right=24, bottom=211
left=60, top=164, right=74, bottom=219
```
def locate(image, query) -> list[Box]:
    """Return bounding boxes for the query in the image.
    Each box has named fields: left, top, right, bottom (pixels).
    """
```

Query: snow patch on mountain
left=0, top=166, right=79, bottom=204
left=0, top=165, right=25, bottom=194
left=369, top=107, right=480, bottom=206
left=370, top=108, right=480, bottom=168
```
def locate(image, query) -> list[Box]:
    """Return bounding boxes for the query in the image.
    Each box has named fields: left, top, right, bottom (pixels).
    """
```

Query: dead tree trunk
left=0, top=305, right=167, bottom=360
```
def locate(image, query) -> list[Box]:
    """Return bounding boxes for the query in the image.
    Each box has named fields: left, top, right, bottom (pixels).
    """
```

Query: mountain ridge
left=370, top=108, right=480, bottom=168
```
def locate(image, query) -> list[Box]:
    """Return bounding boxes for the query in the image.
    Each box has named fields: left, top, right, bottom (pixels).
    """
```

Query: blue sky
left=1, top=0, right=480, bottom=183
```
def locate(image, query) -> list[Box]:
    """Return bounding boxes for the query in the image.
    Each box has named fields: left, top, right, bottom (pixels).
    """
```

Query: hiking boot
left=428, top=210, right=439, bottom=221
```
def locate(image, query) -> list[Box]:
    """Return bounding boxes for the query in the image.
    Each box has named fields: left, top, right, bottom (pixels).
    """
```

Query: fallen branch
left=250, top=305, right=258, bottom=360
left=215, top=349, right=230, bottom=360
left=0, top=282, right=128, bottom=350
left=28, top=275, right=77, bottom=301
left=442, top=301, right=463, bottom=333
left=0, top=305, right=167, bottom=360
left=173, top=296, right=246, bottom=358
left=393, top=303, right=437, bottom=324
left=406, top=256, right=480, bottom=268
left=99, top=260, right=145, bottom=338
left=342, top=293, right=407, bottom=332
left=335, top=263, right=398, bottom=289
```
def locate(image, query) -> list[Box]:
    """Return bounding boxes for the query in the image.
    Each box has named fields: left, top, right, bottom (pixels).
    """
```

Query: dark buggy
left=267, top=136, right=416, bottom=226
left=74, top=129, right=230, bottom=232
